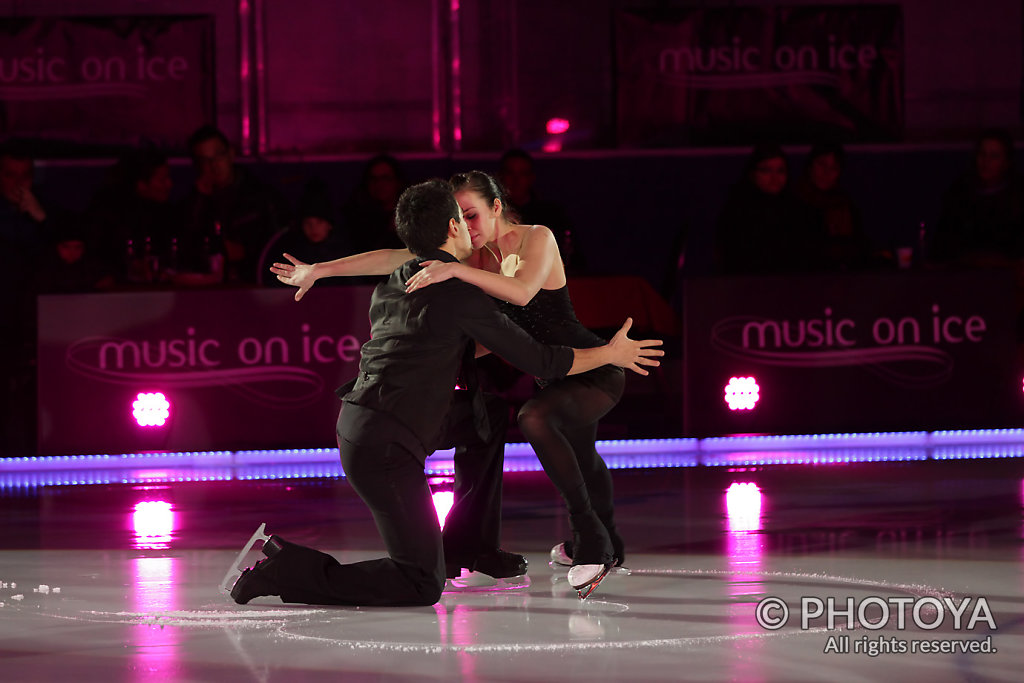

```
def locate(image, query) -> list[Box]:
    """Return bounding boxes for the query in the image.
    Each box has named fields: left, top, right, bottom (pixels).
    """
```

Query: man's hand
left=270, top=253, right=318, bottom=301
left=405, top=260, right=459, bottom=293
left=607, top=318, right=663, bottom=376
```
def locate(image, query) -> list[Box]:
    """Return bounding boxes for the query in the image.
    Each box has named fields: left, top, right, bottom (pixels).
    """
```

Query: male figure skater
left=230, top=179, right=662, bottom=607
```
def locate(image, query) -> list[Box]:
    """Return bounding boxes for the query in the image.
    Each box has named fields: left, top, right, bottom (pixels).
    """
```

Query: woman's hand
left=607, top=318, right=664, bottom=376
left=405, top=260, right=462, bottom=293
left=270, top=253, right=318, bottom=301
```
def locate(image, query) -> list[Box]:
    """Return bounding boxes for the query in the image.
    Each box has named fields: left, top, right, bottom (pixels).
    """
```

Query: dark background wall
left=4, top=0, right=1020, bottom=153
left=9, top=0, right=1021, bottom=289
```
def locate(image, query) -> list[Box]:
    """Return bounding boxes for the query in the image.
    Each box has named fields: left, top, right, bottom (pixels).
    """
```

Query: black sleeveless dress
left=500, top=286, right=624, bottom=397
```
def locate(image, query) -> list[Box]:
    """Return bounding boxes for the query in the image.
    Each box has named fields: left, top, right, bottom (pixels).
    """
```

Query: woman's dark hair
left=395, top=179, right=460, bottom=256
left=449, top=170, right=520, bottom=223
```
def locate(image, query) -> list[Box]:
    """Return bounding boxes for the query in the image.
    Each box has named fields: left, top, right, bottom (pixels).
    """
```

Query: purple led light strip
left=2, top=430, right=1022, bottom=488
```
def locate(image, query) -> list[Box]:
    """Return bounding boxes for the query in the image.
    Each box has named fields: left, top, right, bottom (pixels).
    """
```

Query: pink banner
left=37, top=286, right=373, bottom=455
left=683, top=270, right=1019, bottom=436
left=0, top=16, right=214, bottom=151
left=616, top=5, right=903, bottom=146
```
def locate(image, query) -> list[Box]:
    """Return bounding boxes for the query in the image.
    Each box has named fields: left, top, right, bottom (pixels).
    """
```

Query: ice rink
left=1, top=441, right=1022, bottom=681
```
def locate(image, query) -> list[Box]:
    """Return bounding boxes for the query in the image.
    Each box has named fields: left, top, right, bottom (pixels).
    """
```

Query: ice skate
left=567, top=563, right=612, bottom=600
left=550, top=538, right=630, bottom=574
left=549, top=541, right=573, bottom=568
left=219, top=522, right=272, bottom=592
left=446, top=549, right=527, bottom=580
left=229, top=558, right=280, bottom=604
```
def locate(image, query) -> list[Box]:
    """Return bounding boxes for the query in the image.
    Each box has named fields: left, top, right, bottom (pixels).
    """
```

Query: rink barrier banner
left=683, top=270, right=1021, bottom=436
left=0, top=15, right=214, bottom=151
left=615, top=5, right=904, bottom=146
left=37, top=287, right=373, bottom=455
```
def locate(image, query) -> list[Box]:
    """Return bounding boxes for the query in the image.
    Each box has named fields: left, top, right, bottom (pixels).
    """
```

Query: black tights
left=517, top=366, right=625, bottom=564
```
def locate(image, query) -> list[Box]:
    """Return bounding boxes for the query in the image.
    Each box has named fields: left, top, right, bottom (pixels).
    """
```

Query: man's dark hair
left=395, top=179, right=459, bottom=256
left=187, top=124, right=231, bottom=154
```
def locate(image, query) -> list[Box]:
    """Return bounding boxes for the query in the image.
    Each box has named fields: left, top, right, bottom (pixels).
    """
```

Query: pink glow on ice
left=546, top=117, right=570, bottom=135
left=433, top=491, right=455, bottom=528
left=132, top=501, right=176, bottom=550
left=542, top=140, right=562, bottom=153
left=726, top=482, right=763, bottom=532
left=724, top=376, right=760, bottom=411
left=131, top=556, right=179, bottom=680
left=726, top=480, right=766, bottom=670
left=133, top=392, right=170, bottom=427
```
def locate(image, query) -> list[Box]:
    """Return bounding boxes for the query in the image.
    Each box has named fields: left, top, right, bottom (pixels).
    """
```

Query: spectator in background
left=340, top=154, right=408, bottom=255
left=180, top=125, right=289, bottom=284
left=36, top=214, right=114, bottom=294
left=793, top=142, right=875, bottom=271
left=0, top=140, right=51, bottom=456
left=263, top=179, right=347, bottom=286
left=930, top=128, right=1024, bottom=268
left=498, top=148, right=584, bottom=273
left=86, top=147, right=178, bottom=285
left=713, top=142, right=821, bottom=275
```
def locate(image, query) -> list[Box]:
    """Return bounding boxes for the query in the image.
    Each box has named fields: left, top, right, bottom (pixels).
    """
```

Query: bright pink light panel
left=133, top=392, right=170, bottom=427
left=546, top=117, right=570, bottom=135
left=724, top=376, right=760, bottom=411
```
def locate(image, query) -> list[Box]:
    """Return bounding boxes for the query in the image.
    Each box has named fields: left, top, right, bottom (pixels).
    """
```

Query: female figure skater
left=271, top=172, right=633, bottom=598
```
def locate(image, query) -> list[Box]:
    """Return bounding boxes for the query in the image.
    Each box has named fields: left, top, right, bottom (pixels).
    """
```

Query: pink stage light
left=432, top=491, right=455, bottom=528
left=724, top=376, right=760, bottom=411
left=133, top=392, right=170, bottom=427
left=546, top=117, right=570, bottom=135
left=132, top=500, right=176, bottom=550
left=725, top=482, right=763, bottom=532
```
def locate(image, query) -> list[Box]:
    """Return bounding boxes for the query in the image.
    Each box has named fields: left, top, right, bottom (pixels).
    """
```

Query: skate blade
left=219, top=522, right=271, bottom=592
left=552, top=565, right=630, bottom=582
left=573, top=565, right=612, bottom=600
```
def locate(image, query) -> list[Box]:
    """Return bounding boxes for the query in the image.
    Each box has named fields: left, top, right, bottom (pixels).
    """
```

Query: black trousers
left=268, top=391, right=509, bottom=607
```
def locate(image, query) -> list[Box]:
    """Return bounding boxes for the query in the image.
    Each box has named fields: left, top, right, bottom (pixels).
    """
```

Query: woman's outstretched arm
left=270, top=249, right=412, bottom=301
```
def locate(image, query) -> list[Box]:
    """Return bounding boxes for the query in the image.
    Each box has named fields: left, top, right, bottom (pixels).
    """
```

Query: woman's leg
left=517, top=368, right=624, bottom=565
left=564, top=422, right=625, bottom=566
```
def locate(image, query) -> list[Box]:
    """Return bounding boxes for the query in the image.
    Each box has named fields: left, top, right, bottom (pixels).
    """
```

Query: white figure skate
left=219, top=522, right=272, bottom=592
left=549, top=542, right=572, bottom=568
left=567, top=563, right=612, bottom=600
left=551, top=541, right=631, bottom=578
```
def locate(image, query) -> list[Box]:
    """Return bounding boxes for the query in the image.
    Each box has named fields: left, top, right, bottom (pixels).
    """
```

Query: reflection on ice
left=726, top=481, right=766, bottom=683
left=131, top=556, right=178, bottom=682
left=132, top=500, right=175, bottom=550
